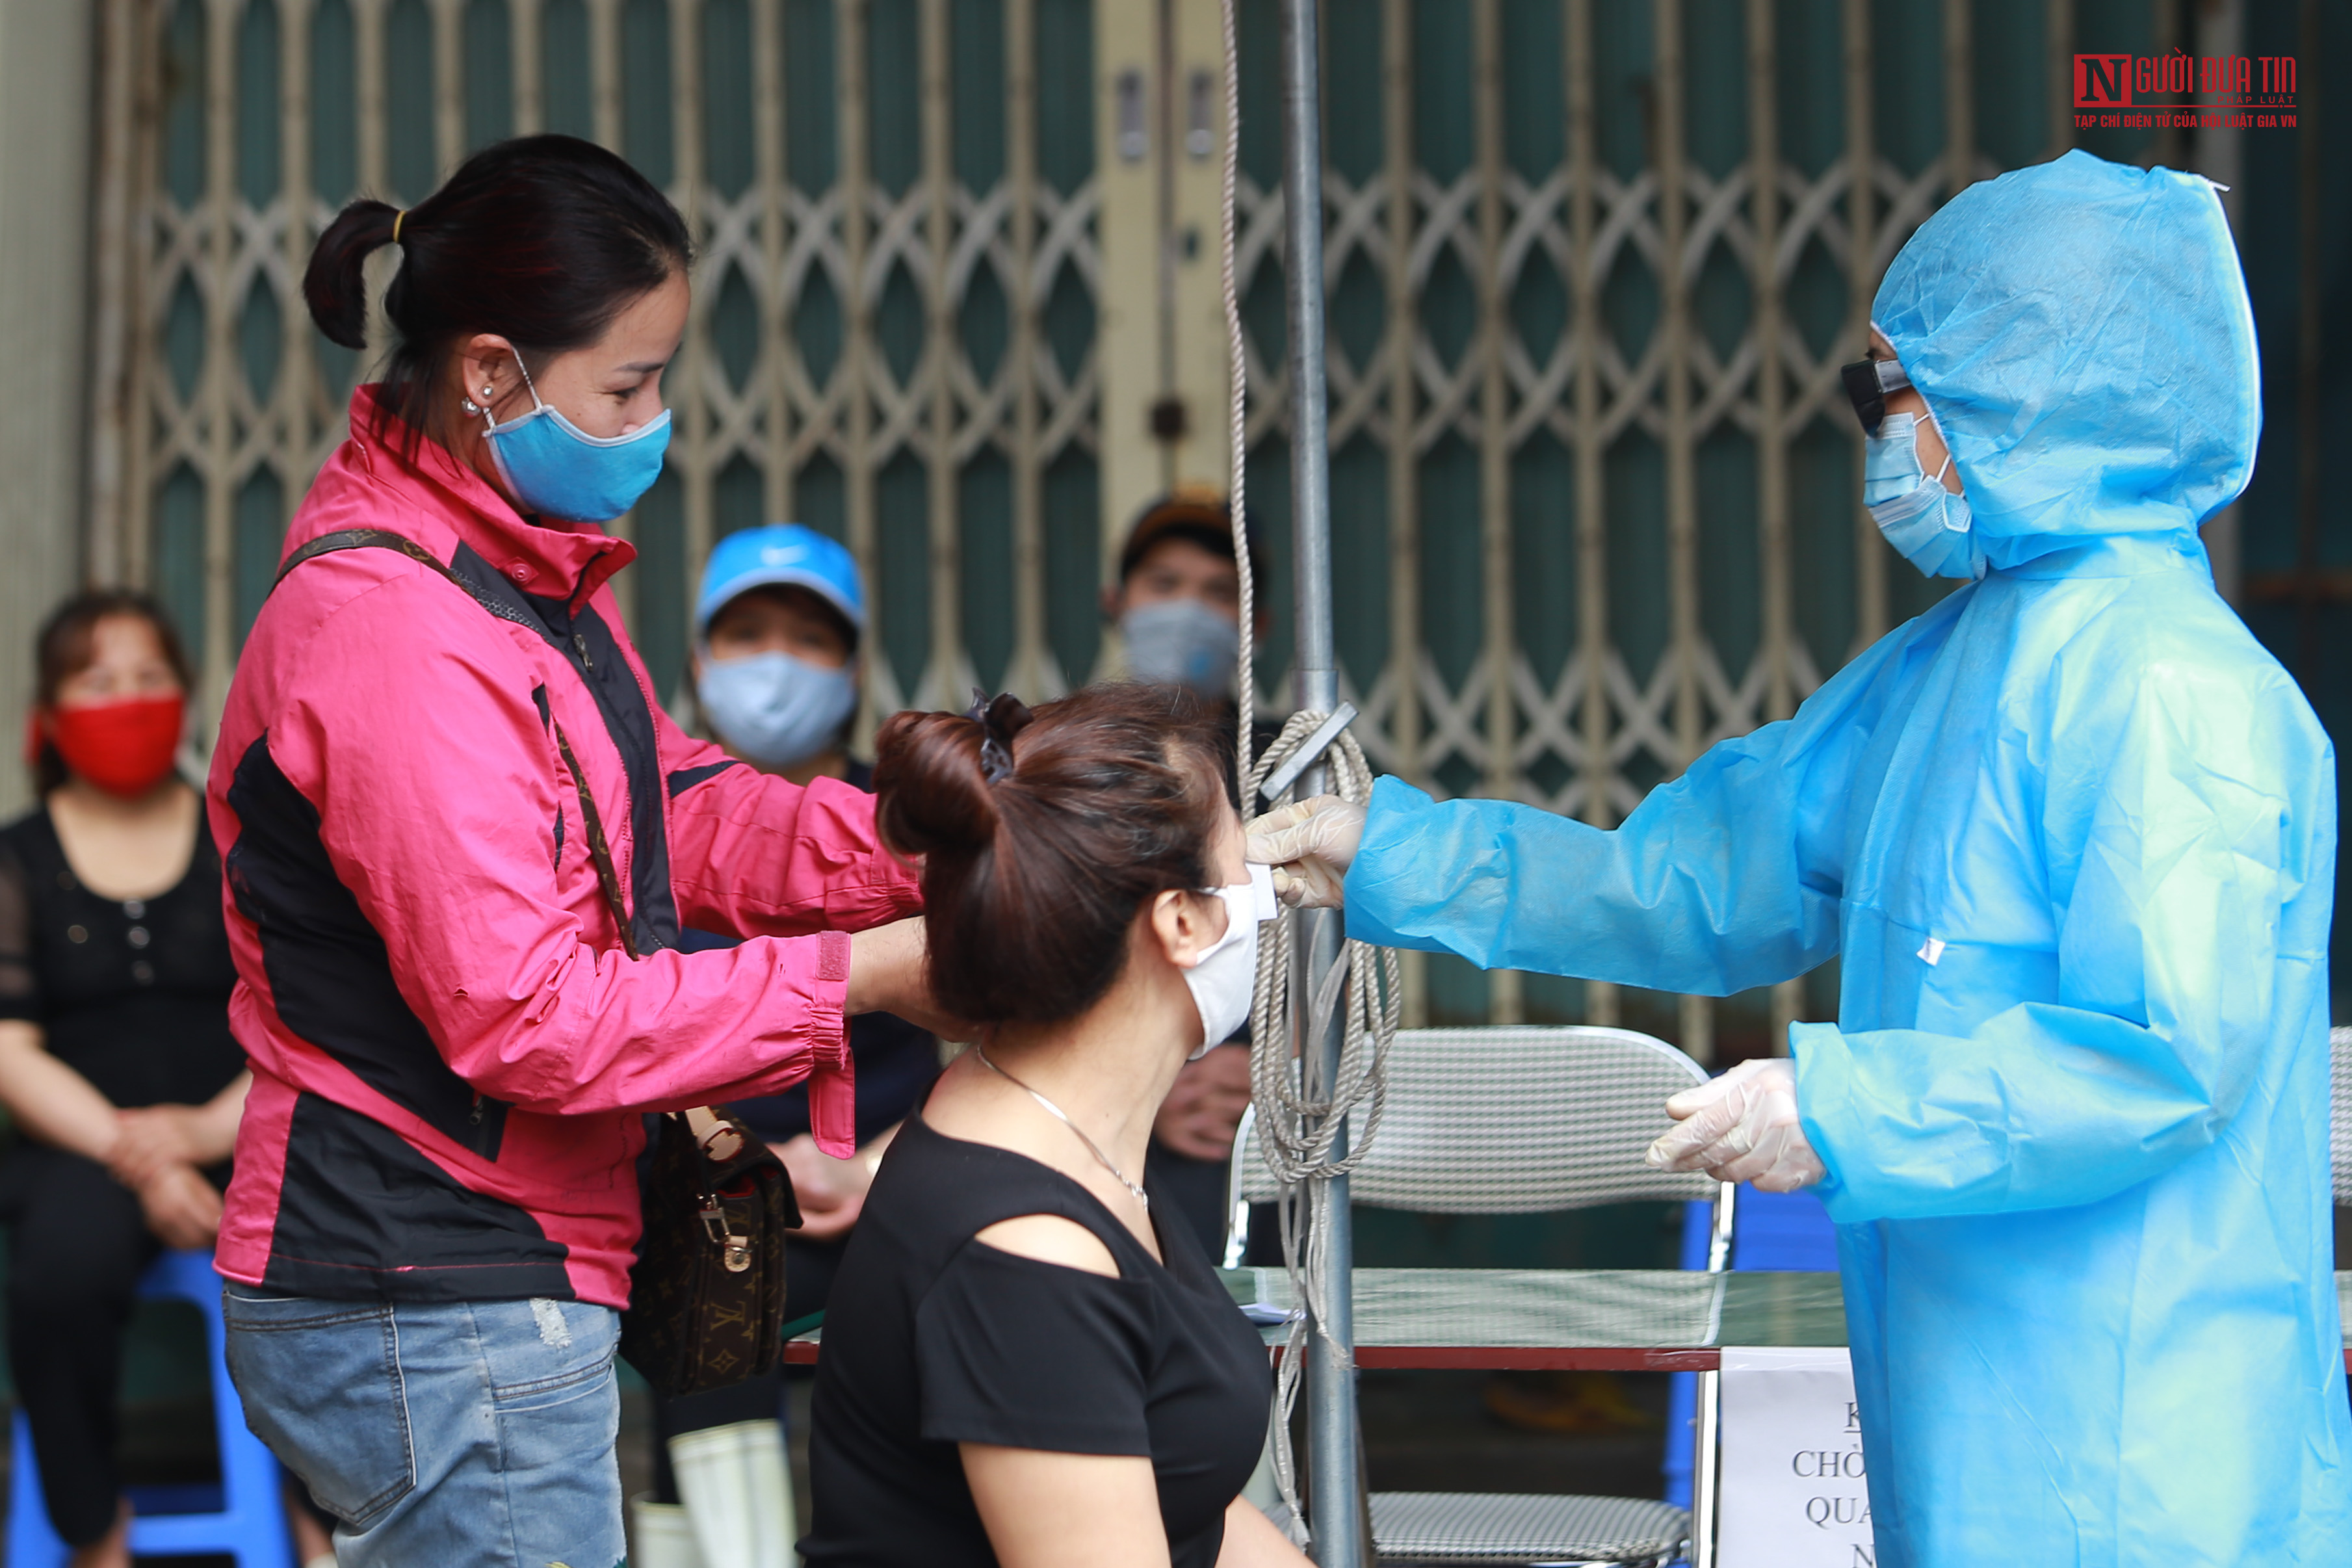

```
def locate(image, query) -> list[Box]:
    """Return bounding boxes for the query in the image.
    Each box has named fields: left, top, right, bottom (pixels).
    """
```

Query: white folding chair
left=2330, top=1028, right=2352, bottom=1207
left=1226, top=1026, right=1731, bottom=1568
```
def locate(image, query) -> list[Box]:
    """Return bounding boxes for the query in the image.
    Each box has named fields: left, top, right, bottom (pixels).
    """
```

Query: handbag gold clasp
left=699, top=1199, right=754, bottom=1273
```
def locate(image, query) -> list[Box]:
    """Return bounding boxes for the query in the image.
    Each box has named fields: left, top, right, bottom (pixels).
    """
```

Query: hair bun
left=872, top=709, right=1000, bottom=861
left=872, top=684, right=1230, bottom=1030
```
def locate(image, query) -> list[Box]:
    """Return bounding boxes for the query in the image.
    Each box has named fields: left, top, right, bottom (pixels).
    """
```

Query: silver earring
left=460, top=396, right=481, bottom=414
left=483, top=384, right=494, bottom=399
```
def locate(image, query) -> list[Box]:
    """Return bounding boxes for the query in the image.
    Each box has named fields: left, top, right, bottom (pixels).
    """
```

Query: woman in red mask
left=0, top=593, right=330, bottom=1568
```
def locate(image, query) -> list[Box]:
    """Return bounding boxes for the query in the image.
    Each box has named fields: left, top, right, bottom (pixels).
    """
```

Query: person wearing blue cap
left=638, top=525, right=941, bottom=1568
left=687, top=523, right=869, bottom=783
left=1249, top=151, right=2350, bottom=1562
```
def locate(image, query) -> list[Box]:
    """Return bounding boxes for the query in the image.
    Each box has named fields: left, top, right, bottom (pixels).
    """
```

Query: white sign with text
left=1717, top=1346, right=1878, bottom=1568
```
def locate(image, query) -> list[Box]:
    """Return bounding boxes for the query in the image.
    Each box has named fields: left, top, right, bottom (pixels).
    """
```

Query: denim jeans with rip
left=223, top=1285, right=625, bottom=1568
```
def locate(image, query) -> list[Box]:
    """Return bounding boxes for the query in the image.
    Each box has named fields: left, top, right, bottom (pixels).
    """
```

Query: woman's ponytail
left=303, top=198, right=400, bottom=350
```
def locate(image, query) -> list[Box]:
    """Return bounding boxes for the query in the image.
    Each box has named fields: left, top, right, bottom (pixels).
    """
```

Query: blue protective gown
left=1343, top=150, right=2351, bottom=1564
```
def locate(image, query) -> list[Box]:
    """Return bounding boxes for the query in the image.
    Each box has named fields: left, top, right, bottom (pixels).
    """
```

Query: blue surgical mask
left=482, top=356, right=672, bottom=522
left=1121, top=599, right=1240, bottom=696
left=1864, top=413, right=1985, bottom=581
left=696, top=651, right=858, bottom=770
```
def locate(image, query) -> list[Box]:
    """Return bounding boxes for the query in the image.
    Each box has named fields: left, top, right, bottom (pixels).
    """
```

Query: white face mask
left=696, top=649, right=858, bottom=770
left=1181, top=863, right=1277, bottom=1059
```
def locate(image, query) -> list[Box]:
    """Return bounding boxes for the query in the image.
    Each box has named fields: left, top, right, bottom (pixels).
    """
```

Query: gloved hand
left=1245, top=795, right=1366, bottom=909
left=1644, top=1057, right=1825, bottom=1193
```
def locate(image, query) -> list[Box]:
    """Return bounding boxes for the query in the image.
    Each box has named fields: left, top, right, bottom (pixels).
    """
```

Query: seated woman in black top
left=0, top=592, right=331, bottom=1568
left=806, top=685, right=1305, bottom=1568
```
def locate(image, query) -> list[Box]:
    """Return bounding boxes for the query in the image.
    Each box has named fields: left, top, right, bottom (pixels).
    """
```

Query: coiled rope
left=1220, top=0, right=1401, bottom=1533
left=1240, top=725, right=1402, bottom=1532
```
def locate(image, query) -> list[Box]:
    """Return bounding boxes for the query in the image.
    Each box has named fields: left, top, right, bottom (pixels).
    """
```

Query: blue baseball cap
left=695, top=525, right=865, bottom=642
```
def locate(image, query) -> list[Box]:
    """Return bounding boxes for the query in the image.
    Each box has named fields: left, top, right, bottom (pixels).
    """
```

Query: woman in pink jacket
left=209, top=135, right=935, bottom=1568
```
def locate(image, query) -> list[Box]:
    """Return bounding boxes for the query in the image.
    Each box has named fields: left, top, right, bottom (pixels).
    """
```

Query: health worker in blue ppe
left=1248, top=149, right=2350, bottom=1565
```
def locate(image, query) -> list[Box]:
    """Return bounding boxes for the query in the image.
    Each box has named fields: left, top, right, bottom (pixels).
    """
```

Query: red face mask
left=30, top=695, right=186, bottom=798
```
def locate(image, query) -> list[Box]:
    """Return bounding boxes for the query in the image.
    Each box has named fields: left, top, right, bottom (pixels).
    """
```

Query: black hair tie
left=964, top=689, right=1034, bottom=783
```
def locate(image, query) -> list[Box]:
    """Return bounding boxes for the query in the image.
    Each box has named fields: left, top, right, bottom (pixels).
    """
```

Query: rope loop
left=1238, top=711, right=1404, bottom=1535
left=1242, top=714, right=1402, bottom=1190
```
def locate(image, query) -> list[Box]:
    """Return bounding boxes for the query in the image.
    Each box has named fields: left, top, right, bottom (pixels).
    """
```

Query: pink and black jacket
left=208, top=388, right=922, bottom=1309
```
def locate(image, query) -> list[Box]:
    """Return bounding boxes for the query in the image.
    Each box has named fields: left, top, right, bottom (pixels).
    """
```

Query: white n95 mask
left=1183, top=862, right=1277, bottom=1058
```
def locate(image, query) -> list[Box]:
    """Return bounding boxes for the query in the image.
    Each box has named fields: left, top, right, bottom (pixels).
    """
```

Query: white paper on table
left=1716, top=1346, right=1878, bottom=1567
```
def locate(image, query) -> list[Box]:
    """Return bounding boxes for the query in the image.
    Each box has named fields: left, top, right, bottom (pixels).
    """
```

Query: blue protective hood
left=1872, top=150, right=2260, bottom=571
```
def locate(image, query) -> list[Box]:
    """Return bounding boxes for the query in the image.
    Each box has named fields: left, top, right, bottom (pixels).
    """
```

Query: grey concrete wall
left=0, top=0, right=95, bottom=820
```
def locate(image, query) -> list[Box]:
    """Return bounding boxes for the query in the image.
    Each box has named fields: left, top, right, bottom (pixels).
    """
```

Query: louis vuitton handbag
left=620, top=1104, right=801, bottom=1396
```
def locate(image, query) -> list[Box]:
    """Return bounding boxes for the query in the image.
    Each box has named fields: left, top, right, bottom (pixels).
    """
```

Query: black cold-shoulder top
left=804, top=1114, right=1272, bottom=1567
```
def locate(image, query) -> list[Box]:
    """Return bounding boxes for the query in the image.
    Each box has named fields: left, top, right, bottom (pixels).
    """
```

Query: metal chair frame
left=1224, top=1025, right=1734, bottom=1568
left=2329, top=1027, right=2352, bottom=1207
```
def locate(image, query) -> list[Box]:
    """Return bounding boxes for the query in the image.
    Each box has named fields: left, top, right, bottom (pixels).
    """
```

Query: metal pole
left=1275, top=0, right=1363, bottom=1563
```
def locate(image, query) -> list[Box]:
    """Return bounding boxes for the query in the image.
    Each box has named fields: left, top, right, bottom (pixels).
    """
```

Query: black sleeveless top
left=805, top=1115, right=1272, bottom=1567
left=0, top=805, right=245, bottom=1110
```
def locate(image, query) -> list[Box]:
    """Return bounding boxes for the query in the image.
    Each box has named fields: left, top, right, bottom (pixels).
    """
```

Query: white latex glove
left=1645, top=1056, right=1825, bottom=1193
left=1244, top=795, right=1366, bottom=909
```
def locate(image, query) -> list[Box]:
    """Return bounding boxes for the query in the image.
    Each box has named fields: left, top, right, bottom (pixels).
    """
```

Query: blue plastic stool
left=1727, top=1187, right=1840, bottom=1272
left=1662, top=1189, right=1839, bottom=1511
left=7, top=1248, right=295, bottom=1567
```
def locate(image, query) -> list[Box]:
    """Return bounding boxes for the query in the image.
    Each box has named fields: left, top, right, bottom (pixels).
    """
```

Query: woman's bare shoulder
left=973, top=1214, right=1119, bottom=1279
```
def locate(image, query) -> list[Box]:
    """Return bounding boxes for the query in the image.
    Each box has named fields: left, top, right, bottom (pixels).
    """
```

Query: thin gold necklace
left=973, top=1041, right=1149, bottom=1210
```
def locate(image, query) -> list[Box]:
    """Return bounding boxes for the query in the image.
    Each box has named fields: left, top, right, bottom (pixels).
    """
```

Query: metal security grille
left=1223, top=0, right=2195, bottom=1051
left=92, top=0, right=2199, bottom=1055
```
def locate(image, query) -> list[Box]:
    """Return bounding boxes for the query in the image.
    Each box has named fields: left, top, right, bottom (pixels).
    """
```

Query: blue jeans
left=222, top=1287, right=624, bottom=1568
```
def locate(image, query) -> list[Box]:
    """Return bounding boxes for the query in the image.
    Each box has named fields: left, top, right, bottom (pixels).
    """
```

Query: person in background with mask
left=0, top=593, right=332, bottom=1568
left=1106, top=488, right=1272, bottom=1257
left=632, top=523, right=941, bottom=1568
left=687, top=525, right=865, bottom=786
left=1249, top=152, right=2348, bottom=1563
left=1109, top=484, right=1258, bottom=699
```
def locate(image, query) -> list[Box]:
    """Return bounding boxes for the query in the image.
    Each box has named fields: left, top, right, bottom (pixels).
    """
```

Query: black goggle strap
left=1839, top=356, right=1912, bottom=435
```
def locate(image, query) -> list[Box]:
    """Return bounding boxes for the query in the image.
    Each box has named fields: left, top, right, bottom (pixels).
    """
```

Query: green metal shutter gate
left=96, top=0, right=2258, bottom=1055
left=107, top=0, right=1105, bottom=730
